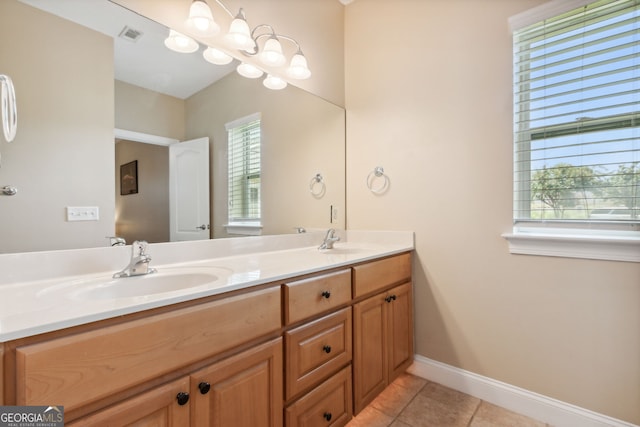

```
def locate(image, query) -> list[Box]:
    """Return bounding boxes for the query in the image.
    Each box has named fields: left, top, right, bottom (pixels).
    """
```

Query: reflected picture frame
left=120, top=160, right=138, bottom=195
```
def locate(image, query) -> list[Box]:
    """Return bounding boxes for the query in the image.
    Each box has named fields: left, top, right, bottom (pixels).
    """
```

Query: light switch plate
left=66, top=206, right=99, bottom=221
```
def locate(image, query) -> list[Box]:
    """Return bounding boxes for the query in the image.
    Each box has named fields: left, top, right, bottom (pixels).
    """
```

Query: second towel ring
left=310, top=173, right=326, bottom=198
left=366, top=166, right=389, bottom=194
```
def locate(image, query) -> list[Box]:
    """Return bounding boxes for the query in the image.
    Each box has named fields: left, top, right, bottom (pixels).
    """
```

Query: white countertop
left=0, top=230, right=414, bottom=342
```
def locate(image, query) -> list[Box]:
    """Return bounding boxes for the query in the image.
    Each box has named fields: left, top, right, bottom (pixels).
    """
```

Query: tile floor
left=346, top=373, right=550, bottom=427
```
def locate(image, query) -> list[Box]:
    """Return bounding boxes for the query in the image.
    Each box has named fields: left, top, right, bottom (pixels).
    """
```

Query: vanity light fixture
left=225, top=9, right=256, bottom=51
left=166, top=0, right=312, bottom=89
left=164, top=29, right=199, bottom=53
left=203, top=46, right=233, bottom=65
left=187, top=0, right=219, bottom=37
left=263, top=74, right=287, bottom=90
left=237, top=62, right=264, bottom=79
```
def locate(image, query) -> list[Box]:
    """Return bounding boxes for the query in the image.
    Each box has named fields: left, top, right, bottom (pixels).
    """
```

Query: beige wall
left=115, top=80, right=186, bottom=140
left=113, top=0, right=345, bottom=106
left=0, top=0, right=115, bottom=253
left=345, top=0, right=640, bottom=424
left=185, top=72, right=345, bottom=238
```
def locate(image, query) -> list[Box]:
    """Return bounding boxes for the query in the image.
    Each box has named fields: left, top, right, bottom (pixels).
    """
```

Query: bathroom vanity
left=0, top=231, right=413, bottom=426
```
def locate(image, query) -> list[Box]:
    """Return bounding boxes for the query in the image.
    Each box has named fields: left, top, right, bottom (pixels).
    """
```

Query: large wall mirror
left=0, top=0, right=345, bottom=254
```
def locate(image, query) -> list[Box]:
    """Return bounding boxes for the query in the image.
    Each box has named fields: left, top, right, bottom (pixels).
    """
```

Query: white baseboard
left=407, top=355, right=638, bottom=427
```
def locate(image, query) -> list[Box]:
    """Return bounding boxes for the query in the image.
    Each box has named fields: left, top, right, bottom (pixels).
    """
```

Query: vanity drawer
left=285, top=307, right=352, bottom=400
left=284, top=269, right=351, bottom=324
left=15, top=286, right=281, bottom=412
left=352, top=253, right=411, bottom=298
left=285, top=365, right=353, bottom=427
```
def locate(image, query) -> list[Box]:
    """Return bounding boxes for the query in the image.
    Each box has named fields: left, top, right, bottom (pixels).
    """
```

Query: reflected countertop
left=0, top=230, right=414, bottom=342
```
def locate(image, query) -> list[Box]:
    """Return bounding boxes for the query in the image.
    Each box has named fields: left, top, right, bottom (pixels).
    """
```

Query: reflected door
left=169, top=137, right=210, bottom=241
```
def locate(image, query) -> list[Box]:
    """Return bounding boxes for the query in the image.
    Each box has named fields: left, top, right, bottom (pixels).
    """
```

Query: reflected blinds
left=513, top=0, right=639, bottom=224
left=227, top=115, right=261, bottom=223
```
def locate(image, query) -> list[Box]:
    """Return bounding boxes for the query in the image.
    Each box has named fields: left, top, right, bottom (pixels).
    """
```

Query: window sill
left=224, top=223, right=263, bottom=236
left=502, top=229, right=640, bottom=263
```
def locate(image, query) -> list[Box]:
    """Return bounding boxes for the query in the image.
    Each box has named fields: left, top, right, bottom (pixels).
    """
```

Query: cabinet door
left=386, top=282, right=413, bottom=382
left=191, top=338, right=283, bottom=427
left=66, top=377, right=190, bottom=426
left=352, top=294, right=386, bottom=414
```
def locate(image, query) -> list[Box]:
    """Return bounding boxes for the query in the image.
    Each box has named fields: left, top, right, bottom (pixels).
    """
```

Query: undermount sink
left=37, top=267, right=231, bottom=300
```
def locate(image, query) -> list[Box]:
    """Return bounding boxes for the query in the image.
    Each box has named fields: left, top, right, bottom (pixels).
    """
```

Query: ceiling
left=19, top=0, right=236, bottom=99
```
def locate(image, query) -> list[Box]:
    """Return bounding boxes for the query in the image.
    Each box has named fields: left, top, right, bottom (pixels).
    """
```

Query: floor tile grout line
left=466, top=399, right=483, bottom=427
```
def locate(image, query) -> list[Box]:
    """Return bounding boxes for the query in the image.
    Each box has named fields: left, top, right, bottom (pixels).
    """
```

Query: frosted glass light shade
left=259, top=36, right=286, bottom=67
left=164, top=29, right=199, bottom=53
left=237, top=63, right=264, bottom=79
left=203, top=47, right=233, bottom=65
left=187, top=0, right=219, bottom=36
left=263, top=74, right=287, bottom=90
left=225, top=13, right=255, bottom=51
left=287, top=52, right=311, bottom=79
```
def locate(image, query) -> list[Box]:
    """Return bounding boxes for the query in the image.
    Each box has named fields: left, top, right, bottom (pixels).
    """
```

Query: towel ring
left=310, top=173, right=326, bottom=198
left=0, top=75, right=18, bottom=143
left=366, top=166, right=389, bottom=194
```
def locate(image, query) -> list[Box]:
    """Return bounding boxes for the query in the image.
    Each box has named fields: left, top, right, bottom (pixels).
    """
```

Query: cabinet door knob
left=323, top=345, right=332, bottom=354
left=176, top=391, right=190, bottom=406
left=385, top=294, right=397, bottom=303
left=323, top=412, right=332, bottom=421
left=198, top=382, right=211, bottom=394
left=321, top=290, right=331, bottom=299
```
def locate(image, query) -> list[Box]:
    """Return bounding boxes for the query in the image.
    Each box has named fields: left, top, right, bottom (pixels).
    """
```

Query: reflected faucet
left=113, top=240, right=157, bottom=278
left=318, top=228, right=340, bottom=250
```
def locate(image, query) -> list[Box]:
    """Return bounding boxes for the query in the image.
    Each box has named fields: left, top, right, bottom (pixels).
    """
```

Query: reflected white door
left=169, top=137, right=210, bottom=241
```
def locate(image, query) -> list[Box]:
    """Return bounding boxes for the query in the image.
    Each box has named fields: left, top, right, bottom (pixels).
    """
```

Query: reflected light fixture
left=263, top=74, right=287, bottom=90
left=164, top=29, right=198, bottom=53
left=203, top=46, right=233, bottom=65
left=166, top=1, right=312, bottom=90
left=237, top=62, right=264, bottom=79
left=187, top=0, right=219, bottom=37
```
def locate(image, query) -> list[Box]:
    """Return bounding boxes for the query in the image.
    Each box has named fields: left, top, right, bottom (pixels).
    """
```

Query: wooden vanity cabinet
left=191, top=338, right=283, bottom=427
left=352, top=254, right=413, bottom=414
left=66, top=377, right=191, bottom=426
left=3, top=251, right=414, bottom=426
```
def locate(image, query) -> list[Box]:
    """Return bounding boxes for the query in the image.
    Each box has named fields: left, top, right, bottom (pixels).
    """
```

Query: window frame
left=505, top=0, right=640, bottom=262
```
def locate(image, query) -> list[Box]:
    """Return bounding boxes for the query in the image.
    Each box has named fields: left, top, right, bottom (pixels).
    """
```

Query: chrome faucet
left=113, top=240, right=157, bottom=278
left=318, top=228, right=340, bottom=250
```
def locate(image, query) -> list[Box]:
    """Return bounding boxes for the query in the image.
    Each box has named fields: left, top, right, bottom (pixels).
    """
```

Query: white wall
left=345, top=0, right=640, bottom=424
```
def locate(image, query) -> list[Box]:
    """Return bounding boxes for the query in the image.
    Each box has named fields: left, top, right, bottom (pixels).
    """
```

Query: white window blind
left=513, top=0, right=639, bottom=229
left=226, top=114, right=261, bottom=224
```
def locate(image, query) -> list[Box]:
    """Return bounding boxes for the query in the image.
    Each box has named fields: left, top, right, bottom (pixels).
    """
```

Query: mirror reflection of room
left=0, top=0, right=345, bottom=253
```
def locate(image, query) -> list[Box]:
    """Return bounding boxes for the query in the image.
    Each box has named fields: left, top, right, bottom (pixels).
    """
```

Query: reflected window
left=226, top=113, right=261, bottom=226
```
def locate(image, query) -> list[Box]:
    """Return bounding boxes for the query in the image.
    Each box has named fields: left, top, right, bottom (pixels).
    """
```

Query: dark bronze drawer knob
left=176, top=391, right=190, bottom=405
left=323, top=345, right=332, bottom=354
left=323, top=412, right=332, bottom=421
left=198, top=382, right=211, bottom=394
left=321, top=290, right=331, bottom=299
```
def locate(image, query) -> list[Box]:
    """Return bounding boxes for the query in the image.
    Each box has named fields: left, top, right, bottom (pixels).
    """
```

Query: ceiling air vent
left=118, top=26, right=143, bottom=42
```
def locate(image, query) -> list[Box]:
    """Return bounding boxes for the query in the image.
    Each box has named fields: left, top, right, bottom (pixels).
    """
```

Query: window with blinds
left=226, top=114, right=261, bottom=225
left=513, top=0, right=639, bottom=228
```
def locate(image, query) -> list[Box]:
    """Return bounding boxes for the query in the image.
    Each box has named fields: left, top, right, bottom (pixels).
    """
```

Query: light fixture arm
left=242, top=24, right=302, bottom=57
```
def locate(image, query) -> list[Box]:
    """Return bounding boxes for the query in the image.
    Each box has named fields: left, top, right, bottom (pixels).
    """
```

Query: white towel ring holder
left=0, top=74, right=17, bottom=143
left=310, top=173, right=326, bottom=198
left=366, top=166, right=389, bottom=194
